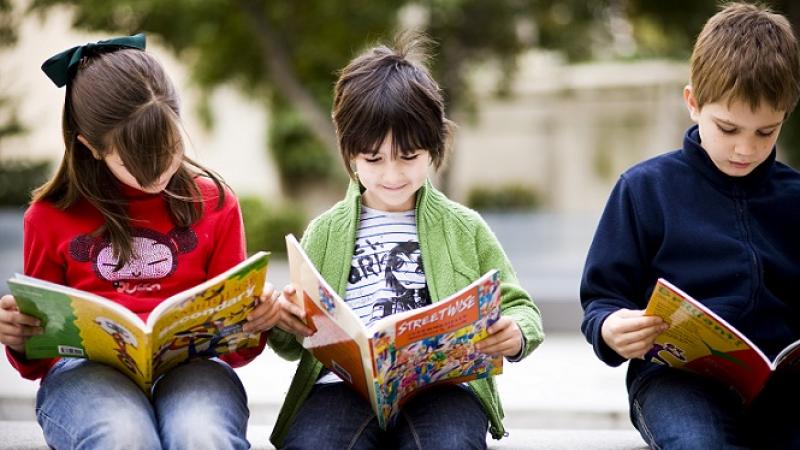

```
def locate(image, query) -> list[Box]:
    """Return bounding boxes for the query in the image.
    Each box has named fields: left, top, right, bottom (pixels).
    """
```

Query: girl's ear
left=683, top=85, right=701, bottom=122
left=77, top=134, right=102, bottom=160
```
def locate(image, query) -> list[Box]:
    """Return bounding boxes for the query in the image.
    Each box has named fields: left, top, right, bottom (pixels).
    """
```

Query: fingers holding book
left=242, top=282, right=281, bottom=334
left=0, top=294, right=43, bottom=354
left=274, top=284, right=314, bottom=337
left=476, top=316, right=523, bottom=357
left=601, top=308, right=669, bottom=360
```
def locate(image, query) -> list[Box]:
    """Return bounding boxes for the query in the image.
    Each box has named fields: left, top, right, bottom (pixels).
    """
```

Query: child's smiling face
left=353, top=133, right=431, bottom=212
left=685, top=86, right=785, bottom=177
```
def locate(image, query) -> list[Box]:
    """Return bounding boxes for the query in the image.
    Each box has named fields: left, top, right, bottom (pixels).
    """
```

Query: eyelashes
left=716, top=124, right=776, bottom=137
left=363, top=153, right=421, bottom=163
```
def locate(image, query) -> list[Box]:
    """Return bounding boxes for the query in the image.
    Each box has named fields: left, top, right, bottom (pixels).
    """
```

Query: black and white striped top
left=346, top=205, right=431, bottom=325
left=317, top=205, right=431, bottom=384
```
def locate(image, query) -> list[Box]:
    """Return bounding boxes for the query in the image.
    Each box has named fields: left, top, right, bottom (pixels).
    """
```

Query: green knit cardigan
left=267, top=180, right=544, bottom=447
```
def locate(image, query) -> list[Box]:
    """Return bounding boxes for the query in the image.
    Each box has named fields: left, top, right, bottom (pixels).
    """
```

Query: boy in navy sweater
left=580, top=3, right=800, bottom=449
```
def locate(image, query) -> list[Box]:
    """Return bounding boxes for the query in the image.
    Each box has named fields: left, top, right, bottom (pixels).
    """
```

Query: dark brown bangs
left=349, top=92, right=443, bottom=160
left=336, top=50, right=448, bottom=178
left=110, top=101, right=183, bottom=188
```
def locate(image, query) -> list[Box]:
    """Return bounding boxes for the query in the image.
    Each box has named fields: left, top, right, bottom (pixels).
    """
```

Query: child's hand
left=274, top=284, right=314, bottom=338
left=0, top=295, right=42, bottom=354
left=242, top=282, right=281, bottom=334
left=475, top=316, right=523, bottom=357
left=601, top=309, right=668, bottom=360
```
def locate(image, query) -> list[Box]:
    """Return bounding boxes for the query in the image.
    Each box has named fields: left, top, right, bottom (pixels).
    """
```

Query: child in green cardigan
left=267, top=33, right=544, bottom=449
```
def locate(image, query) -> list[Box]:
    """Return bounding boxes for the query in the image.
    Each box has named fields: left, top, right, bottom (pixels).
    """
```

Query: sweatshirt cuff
left=505, top=330, right=527, bottom=362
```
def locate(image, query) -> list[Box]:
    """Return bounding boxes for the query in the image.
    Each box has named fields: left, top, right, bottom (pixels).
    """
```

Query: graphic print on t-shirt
left=368, top=241, right=430, bottom=320
left=69, top=227, right=197, bottom=294
left=346, top=207, right=431, bottom=326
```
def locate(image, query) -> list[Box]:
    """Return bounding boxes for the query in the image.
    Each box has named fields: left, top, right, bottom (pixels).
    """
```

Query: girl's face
left=103, top=149, right=183, bottom=194
left=352, top=134, right=431, bottom=212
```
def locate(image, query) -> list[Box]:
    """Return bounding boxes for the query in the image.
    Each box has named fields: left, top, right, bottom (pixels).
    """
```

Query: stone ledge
left=0, top=421, right=647, bottom=450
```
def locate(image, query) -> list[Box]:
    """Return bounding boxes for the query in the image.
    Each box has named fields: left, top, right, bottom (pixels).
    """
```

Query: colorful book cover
left=9, top=251, right=270, bottom=392
left=286, top=234, right=503, bottom=428
left=644, top=278, right=800, bottom=403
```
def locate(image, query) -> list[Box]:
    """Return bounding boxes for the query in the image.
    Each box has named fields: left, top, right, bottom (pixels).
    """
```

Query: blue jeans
left=282, top=382, right=488, bottom=450
left=36, top=357, right=250, bottom=450
left=632, top=368, right=800, bottom=450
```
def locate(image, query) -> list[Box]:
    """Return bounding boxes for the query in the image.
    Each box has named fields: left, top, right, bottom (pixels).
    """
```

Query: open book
left=8, top=251, right=270, bottom=392
left=644, top=278, right=800, bottom=404
left=286, top=234, right=503, bottom=428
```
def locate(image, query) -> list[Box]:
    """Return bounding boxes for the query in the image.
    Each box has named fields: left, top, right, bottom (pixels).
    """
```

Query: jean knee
left=158, top=399, right=250, bottom=450
left=163, top=425, right=249, bottom=450
left=36, top=360, right=160, bottom=450
left=39, top=408, right=160, bottom=450
left=403, top=422, right=487, bottom=450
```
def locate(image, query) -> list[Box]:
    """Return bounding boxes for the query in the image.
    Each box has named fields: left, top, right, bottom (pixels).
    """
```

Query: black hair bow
left=41, top=33, right=146, bottom=87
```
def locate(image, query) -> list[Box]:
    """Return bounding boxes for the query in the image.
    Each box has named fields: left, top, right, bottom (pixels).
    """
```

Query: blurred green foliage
left=268, top=102, right=337, bottom=189
left=466, top=184, right=540, bottom=212
left=0, top=0, right=25, bottom=161
left=239, top=195, right=306, bottom=256
left=0, top=160, right=50, bottom=206
left=0, top=0, right=17, bottom=44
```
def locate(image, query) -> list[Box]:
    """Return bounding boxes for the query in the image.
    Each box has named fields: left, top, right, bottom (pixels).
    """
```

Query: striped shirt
left=345, top=205, right=430, bottom=325
left=317, top=205, right=431, bottom=384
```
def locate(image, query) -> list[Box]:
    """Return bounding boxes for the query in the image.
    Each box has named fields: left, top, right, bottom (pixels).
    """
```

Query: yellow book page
left=72, top=297, right=151, bottom=391
left=645, top=280, right=753, bottom=366
left=149, top=266, right=266, bottom=379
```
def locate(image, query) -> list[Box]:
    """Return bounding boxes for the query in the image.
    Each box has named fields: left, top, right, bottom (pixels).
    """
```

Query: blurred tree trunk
left=235, top=0, right=338, bottom=155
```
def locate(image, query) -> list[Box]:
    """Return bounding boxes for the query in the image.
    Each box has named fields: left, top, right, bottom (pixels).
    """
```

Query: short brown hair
left=690, top=2, right=800, bottom=113
left=332, top=33, right=453, bottom=179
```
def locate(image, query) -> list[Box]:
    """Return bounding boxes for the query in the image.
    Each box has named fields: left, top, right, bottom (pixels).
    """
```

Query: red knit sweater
left=6, top=176, right=266, bottom=380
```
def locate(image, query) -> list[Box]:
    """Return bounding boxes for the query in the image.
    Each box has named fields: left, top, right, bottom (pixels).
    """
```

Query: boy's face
left=684, top=86, right=785, bottom=177
left=353, top=134, right=431, bottom=212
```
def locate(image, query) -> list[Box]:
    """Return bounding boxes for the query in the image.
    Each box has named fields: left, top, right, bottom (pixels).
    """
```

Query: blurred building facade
left=452, top=52, right=691, bottom=212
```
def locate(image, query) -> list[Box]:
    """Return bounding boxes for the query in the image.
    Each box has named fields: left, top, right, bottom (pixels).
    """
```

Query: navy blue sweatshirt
left=580, top=124, right=800, bottom=398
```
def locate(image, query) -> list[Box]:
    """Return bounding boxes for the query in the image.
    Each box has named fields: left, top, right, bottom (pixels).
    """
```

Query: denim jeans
left=632, top=368, right=800, bottom=450
left=282, top=382, right=489, bottom=450
left=36, top=357, right=250, bottom=450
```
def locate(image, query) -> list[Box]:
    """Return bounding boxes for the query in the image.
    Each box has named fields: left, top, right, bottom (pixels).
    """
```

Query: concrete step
left=0, top=421, right=647, bottom=450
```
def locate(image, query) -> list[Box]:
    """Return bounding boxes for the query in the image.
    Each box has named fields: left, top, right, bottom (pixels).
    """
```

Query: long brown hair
left=34, top=48, right=226, bottom=267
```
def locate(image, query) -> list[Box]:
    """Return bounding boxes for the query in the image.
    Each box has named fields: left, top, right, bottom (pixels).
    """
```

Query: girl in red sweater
left=0, top=34, right=279, bottom=449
